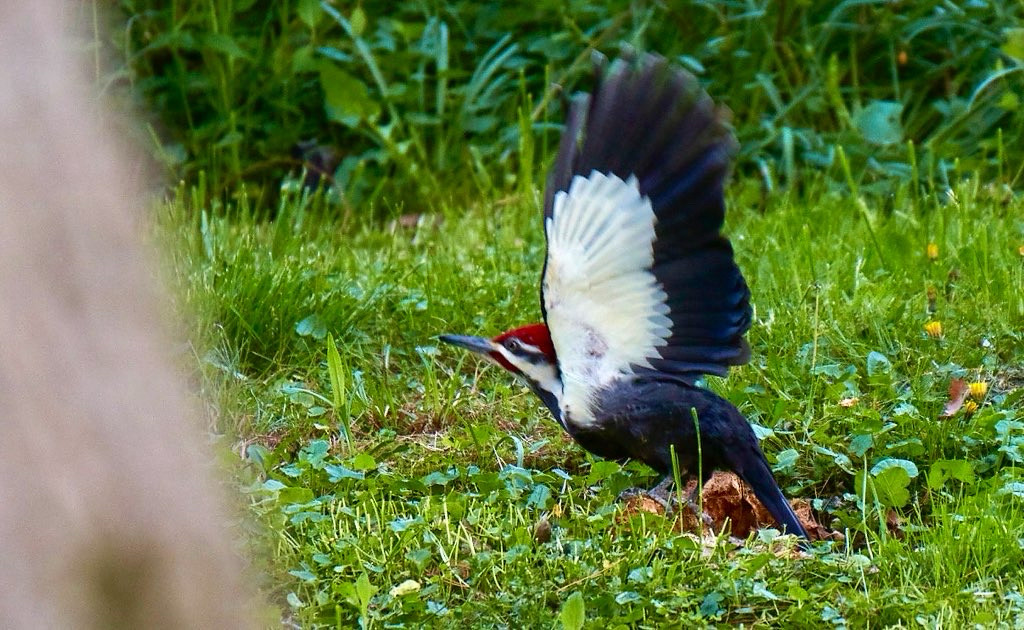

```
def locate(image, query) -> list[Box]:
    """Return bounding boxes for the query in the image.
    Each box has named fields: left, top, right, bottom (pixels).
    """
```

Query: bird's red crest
left=490, top=323, right=556, bottom=371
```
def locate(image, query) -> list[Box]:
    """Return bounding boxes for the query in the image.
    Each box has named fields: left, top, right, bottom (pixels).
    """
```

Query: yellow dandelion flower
left=924, top=320, right=943, bottom=338
left=926, top=243, right=939, bottom=260
left=963, top=400, right=978, bottom=415
left=968, top=381, right=988, bottom=400
left=1019, top=244, right=1024, bottom=257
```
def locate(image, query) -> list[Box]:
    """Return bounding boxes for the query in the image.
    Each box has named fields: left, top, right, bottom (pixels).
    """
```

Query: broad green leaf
left=405, top=548, right=431, bottom=570
left=927, top=460, right=975, bottom=490
left=870, top=458, right=918, bottom=478
left=261, top=479, right=286, bottom=492
left=999, top=91, right=1020, bottom=111
left=355, top=573, right=375, bottom=609
left=320, top=65, right=380, bottom=127
left=246, top=444, right=272, bottom=471
left=751, top=422, right=775, bottom=440
left=788, top=584, right=810, bottom=601
left=284, top=387, right=314, bottom=407
left=873, top=466, right=911, bottom=507
left=700, top=591, right=724, bottom=617
left=855, top=101, right=903, bottom=146
left=849, top=434, right=873, bottom=457
left=291, top=44, right=318, bottom=73
left=289, top=568, right=317, bottom=582
left=278, top=486, right=315, bottom=504
left=1003, top=28, right=1024, bottom=61
left=350, top=7, right=367, bottom=36
left=999, top=482, right=1024, bottom=499
left=297, top=0, right=321, bottom=27
left=560, top=591, right=585, bottom=630
left=326, top=334, right=351, bottom=446
left=301, top=439, right=330, bottom=465
left=350, top=452, right=376, bottom=471
left=866, top=351, right=891, bottom=376
left=388, top=516, right=422, bottom=532
left=526, top=484, right=552, bottom=509
left=751, top=582, right=779, bottom=601
left=421, top=470, right=456, bottom=486
left=296, top=314, right=327, bottom=339
left=615, top=591, right=641, bottom=604
left=772, top=448, right=799, bottom=473
left=325, top=463, right=363, bottom=482
left=815, top=445, right=855, bottom=474
left=586, top=460, right=621, bottom=484
left=628, top=566, right=653, bottom=583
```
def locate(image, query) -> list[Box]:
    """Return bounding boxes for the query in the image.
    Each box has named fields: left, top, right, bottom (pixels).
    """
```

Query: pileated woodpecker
left=440, top=54, right=807, bottom=539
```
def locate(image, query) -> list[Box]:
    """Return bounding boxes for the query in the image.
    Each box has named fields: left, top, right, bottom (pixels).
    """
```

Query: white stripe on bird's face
left=543, top=171, right=672, bottom=427
left=491, top=342, right=563, bottom=408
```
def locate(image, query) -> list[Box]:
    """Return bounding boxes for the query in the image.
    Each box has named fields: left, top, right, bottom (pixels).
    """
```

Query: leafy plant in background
left=112, top=0, right=625, bottom=207
left=316, top=3, right=530, bottom=205
left=114, top=0, right=1024, bottom=211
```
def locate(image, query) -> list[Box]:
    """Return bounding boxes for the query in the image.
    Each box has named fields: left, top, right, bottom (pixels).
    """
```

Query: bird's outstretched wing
left=541, top=54, right=750, bottom=422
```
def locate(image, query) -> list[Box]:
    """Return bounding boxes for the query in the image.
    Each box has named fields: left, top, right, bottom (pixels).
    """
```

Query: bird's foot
left=616, top=486, right=671, bottom=512
left=654, top=477, right=715, bottom=527
left=681, top=481, right=716, bottom=528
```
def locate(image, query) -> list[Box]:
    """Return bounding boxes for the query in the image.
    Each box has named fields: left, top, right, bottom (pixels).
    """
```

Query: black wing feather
left=542, top=53, right=749, bottom=378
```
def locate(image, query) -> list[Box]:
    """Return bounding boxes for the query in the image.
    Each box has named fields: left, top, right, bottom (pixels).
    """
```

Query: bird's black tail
left=727, top=444, right=809, bottom=541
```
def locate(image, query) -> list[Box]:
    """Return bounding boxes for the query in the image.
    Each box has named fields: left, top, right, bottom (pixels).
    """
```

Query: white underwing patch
left=544, top=171, right=672, bottom=427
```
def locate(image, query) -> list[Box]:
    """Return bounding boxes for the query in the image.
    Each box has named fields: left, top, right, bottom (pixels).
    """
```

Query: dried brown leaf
left=688, top=472, right=843, bottom=542
left=533, top=518, right=551, bottom=544
left=617, top=494, right=665, bottom=518
left=941, top=378, right=970, bottom=417
left=885, top=508, right=904, bottom=539
left=617, top=473, right=845, bottom=544
left=792, top=500, right=845, bottom=542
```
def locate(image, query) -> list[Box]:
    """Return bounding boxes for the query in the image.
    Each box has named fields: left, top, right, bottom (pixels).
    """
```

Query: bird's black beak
left=439, top=334, right=494, bottom=355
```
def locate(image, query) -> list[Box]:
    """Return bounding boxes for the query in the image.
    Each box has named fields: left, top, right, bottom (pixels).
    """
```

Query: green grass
left=158, top=171, right=1024, bottom=627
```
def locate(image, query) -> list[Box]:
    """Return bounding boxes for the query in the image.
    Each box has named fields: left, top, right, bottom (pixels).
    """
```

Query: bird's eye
left=503, top=338, right=521, bottom=352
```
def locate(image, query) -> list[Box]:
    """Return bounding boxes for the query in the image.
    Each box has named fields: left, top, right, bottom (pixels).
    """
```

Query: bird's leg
left=651, top=475, right=714, bottom=526
left=647, top=475, right=675, bottom=506
left=616, top=475, right=712, bottom=526
left=686, top=477, right=715, bottom=528
left=654, top=475, right=712, bottom=526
